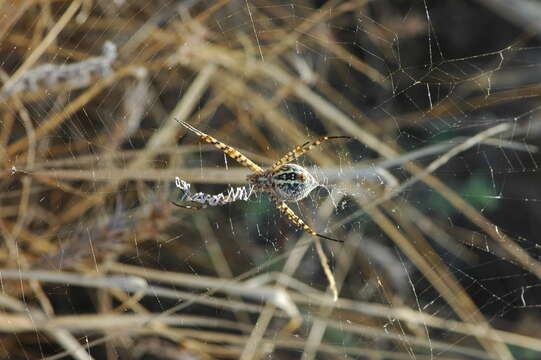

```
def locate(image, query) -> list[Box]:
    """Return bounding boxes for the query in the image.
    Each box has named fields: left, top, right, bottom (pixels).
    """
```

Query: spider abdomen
left=269, top=163, right=318, bottom=202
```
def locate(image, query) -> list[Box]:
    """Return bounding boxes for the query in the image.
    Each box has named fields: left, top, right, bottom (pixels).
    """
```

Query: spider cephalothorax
left=247, top=163, right=318, bottom=202
left=174, top=120, right=350, bottom=242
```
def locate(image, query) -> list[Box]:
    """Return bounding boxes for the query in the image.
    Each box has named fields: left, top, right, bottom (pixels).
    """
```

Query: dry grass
left=1, top=1, right=541, bottom=359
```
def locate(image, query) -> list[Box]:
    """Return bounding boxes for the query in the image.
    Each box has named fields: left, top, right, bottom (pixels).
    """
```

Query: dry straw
left=1, top=41, right=117, bottom=100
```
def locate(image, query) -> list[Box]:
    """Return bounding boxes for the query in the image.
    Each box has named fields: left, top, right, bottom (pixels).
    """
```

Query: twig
left=313, top=239, right=338, bottom=302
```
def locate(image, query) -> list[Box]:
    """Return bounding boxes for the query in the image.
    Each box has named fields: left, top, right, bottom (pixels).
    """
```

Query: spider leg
left=274, top=200, right=343, bottom=243
left=170, top=200, right=204, bottom=210
left=270, top=136, right=350, bottom=171
left=176, top=119, right=264, bottom=173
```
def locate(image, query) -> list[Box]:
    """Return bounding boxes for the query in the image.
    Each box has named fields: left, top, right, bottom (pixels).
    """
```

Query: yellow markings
left=183, top=127, right=263, bottom=173
left=271, top=136, right=349, bottom=171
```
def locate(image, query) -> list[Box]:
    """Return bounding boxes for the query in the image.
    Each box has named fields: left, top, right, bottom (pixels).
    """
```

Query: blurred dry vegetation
left=1, top=0, right=541, bottom=359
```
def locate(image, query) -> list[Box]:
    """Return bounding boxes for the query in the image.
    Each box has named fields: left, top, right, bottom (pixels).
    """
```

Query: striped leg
left=177, top=119, right=264, bottom=173
left=170, top=200, right=204, bottom=210
left=274, top=200, right=343, bottom=243
left=270, top=136, right=350, bottom=171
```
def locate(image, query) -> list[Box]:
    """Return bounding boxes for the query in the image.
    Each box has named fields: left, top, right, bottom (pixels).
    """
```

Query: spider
left=173, top=120, right=350, bottom=243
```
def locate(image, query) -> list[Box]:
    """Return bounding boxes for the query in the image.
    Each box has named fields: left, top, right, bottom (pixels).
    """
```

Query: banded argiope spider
left=174, top=120, right=350, bottom=243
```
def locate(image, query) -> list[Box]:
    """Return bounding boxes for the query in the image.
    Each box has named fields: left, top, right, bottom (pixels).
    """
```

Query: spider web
left=1, top=0, right=541, bottom=359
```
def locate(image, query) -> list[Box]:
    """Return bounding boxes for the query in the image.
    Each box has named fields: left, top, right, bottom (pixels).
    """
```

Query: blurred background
left=1, top=0, right=541, bottom=359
